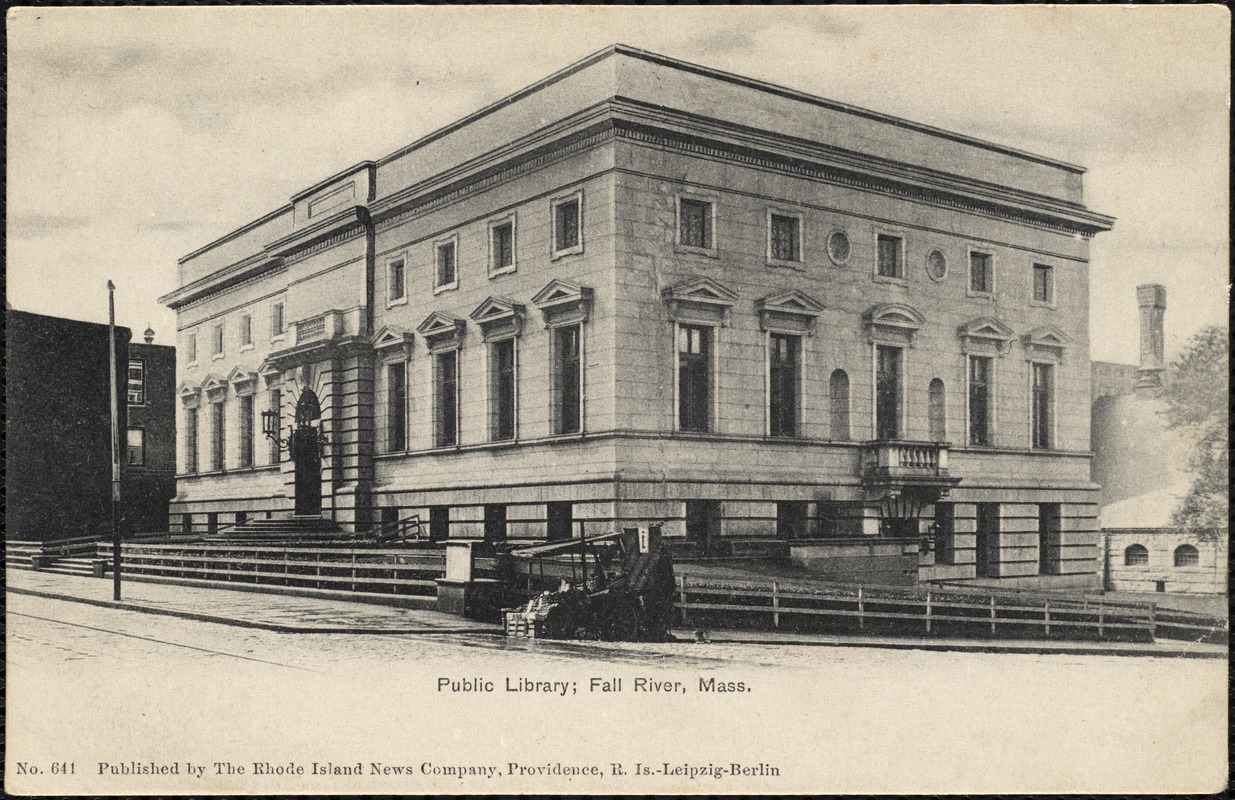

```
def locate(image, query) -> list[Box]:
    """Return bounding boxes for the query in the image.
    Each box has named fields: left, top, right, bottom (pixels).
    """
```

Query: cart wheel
left=602, top=601, right=641, bottom=641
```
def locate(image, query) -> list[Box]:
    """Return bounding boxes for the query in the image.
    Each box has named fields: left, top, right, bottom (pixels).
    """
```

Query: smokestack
left=1135, top=284, right=1166, bottom=390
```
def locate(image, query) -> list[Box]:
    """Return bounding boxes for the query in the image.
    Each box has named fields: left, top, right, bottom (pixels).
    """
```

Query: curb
left=6, top=586, right=503, bottom=636
left=674, top=631, right=1227, bottom=658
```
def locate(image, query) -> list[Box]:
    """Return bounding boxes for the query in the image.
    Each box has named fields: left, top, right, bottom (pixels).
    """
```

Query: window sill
left=387, top=297, right=408, bottom=308
left=676, top=244, right=719, bottom=259
left=766, top=257, right=806, bottom=272
left=488, top=264, right=517, bottom=279
left=433, top=282, right=458, bottom=296
left=873, top=274, right=908, bottom=286
left=239, top=344, right=254, bottom=353
left=270, top=335, right=286, bottom=345
left=967, top=290, right=995, bottom=300
left=1029, top=299, right=1057, bottom=309
left=550, top=245, right=584, bottom=261
left=211, top=353, right=225, bottom=361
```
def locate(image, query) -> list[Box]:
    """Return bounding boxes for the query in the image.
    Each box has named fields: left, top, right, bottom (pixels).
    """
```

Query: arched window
left=1124, top=544, right=1149, bottom=566
left=1173, top=544, right=1199, bottom=567
left=829, top=369, right=850, bottom=441
left=928, top=378, right=947, bottom=441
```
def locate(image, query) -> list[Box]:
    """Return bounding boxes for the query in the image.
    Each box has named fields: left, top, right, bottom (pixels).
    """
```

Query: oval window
left=827, top=230, right=851, bottom=266
left=926, top=248, right=948, bottom=282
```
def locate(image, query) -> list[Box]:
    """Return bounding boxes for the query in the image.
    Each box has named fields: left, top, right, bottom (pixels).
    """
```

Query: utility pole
left=108, top=280, right=122, bottom=600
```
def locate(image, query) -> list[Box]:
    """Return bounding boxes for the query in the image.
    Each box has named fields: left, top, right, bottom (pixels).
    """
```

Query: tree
left=1159, top=325, right=1229, bottom=538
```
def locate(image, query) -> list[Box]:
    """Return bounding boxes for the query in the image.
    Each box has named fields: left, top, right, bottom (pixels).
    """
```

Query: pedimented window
left=370, top=326, right=415, bottom=361
left=957, top=317, right=1015, bottom=357
left=416, top=312, right=466, bottom=354
left=470, top=296, right=526, bottom=342
left=757, top=289, right=824, bottom=336
left=532, top=279, right=593, bottom=328
left=1022, top=325, right=1072, bottom=363
left=663, top=276, right=739, bottom=327
left=227, top=367, right=259, bottom=397
left=863, top=302, right=925, bottom=346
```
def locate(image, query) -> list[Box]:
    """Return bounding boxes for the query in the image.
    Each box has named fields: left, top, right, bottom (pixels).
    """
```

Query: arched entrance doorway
left=291, top=388, right=324, bottom=516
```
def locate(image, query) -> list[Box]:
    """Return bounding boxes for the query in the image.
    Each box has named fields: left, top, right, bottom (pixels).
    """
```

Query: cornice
left=611, top=119, right=1113, bottom=237
left=265, top=206, right=369, bottom=263
left=160, top=256, right=285, bottom=311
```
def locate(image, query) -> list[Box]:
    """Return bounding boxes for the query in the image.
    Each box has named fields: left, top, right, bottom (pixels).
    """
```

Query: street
left=6, top=590, right=1227, bottom=796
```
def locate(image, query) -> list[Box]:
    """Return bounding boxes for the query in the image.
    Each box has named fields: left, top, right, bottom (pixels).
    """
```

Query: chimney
left=1135, top=284, right=1166, bottom=389
left=143, top=324, right=155, bottom=344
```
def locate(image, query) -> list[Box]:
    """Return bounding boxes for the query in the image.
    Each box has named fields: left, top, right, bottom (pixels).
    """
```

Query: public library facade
left=160, top=46, right=1114, bottom=584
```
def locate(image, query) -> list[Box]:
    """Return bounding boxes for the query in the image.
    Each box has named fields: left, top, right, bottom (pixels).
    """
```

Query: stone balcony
left=294, top=308, right=364, bottom=345
left=860, top=440, right=961, bottom=502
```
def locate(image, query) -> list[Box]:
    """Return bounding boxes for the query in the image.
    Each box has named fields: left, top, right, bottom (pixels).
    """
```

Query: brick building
left=160, top=46, right=1114, bottom=584
left=1091, top=286, right=1226, bottom=594
left=6, top=309, right=176, bottom=541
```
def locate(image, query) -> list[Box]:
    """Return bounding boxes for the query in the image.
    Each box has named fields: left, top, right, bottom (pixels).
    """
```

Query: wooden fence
left=99, top=543, right=449, bottom=597
left=674, top=574, right=1162, bottom=643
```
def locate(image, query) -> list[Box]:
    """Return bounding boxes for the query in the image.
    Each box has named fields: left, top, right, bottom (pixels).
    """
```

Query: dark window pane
left=390, top=260, right=405, bottom=300
left=769, top=333, right=799, bottom=436
left=555, top=199, right=579, bottom=251
left=238, top=395, right=254, bottom=468
left=211, top=401, right=225, bottom=470
left=435, top=351, right=458, bottom=447
left=771, top=214, right=799, bottom=261
left=388, top=362, right=407, bottom=451
left=492, top=339, right=516, bottom=441
left=678, top=324, right=710, bottom=432
left=1032, top=362, right=1053, bottom=449
left=829, top=370, right=850, bottom=441
left=554, top=326, right=581, bottom=434
left=968, top=356, right=992, bottom=446
left=680, top=199, right=712, bottom=249
left=876, top=346, right=902, bottom=440
left=493, top=223, right=514, bottom=269
left=437, top=242, right=456, bottom=287
left=877, top=235, right=902, bottom=278
left=970, top=252, right=993, bottom=293
left=185, top=408, right=198, bottom=473
left=1033, top=264, right=1052, bottom=302
left=547, top=502, right=573, bottom=541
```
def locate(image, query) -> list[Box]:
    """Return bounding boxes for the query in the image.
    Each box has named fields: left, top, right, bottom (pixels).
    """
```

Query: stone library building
left=160, top=46, right=1114, bottom=585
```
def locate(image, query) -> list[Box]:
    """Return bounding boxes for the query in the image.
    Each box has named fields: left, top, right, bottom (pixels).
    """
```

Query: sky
left=6, top=6, right=1229, bottom=363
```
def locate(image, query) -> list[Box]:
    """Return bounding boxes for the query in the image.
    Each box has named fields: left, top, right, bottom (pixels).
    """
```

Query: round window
left=926, top=248, right=948, bottom=282
left=827, top=230, right=851, bottom=266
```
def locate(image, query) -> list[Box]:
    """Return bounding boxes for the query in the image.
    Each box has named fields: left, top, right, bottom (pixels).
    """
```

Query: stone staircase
left=37, top=555, right=100, bottom=577
left=202, top=515, right=346, bottom=545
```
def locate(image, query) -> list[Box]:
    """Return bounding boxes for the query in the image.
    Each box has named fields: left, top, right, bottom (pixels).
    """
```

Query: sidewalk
left=7, top=569, right=1226, bottom=657
left=6, top=569, right=500, bottom=634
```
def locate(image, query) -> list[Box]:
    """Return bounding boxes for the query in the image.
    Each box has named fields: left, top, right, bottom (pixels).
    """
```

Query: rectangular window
left=386, top=361, right=407, bottom=452
left=1038, top=503, right=1061, bottom=575
left=1032, top=362, right=1054, bottom=450
left=553, top=196, right=581, bottom=254
left=933, top=503, right=955, bottom=565
left=271, top=302, right=285, bottom=337
left=976, top=503, right=1001, bottom=578
left=970, top=251, right=994, bottom=294
left=685, top=500, right=720, bottom=545
left=875, top=345, right=902, bottom=440
left=769, top=334, right=800, bottom=436
left=187, top=333, right=197, bottom=363
left=435, top=240, right=457, bottom=291
left=877, top=234, right=904, bottom=279
left=127, top=358, right=146, bottom=405
left=238, top=394, right=254, bottom=468
left=1033, top=263, right=1054, bottom=304
left=490, top=338, right=516, bottom=441
left=212, top=323, right=224, bottom=356
left=770, top=213, right=800, bottom=262
left=776, top=501, right=808, bottom=540
left=553, top=325, right=582, bottom=435
left=388, top=258, right=406, bottom=303
left=679, top=198, right=713, bottom=250
left=267, top=389, right=282, bottom=464
left=546, top=502, right=573, bottom=541
left=210, top=401, right=225, bottom=471
left=484, top=504, right=508, bottom=545
left=490, top=221, right=515, bottom=274
left=434, top=351, right=458, bottom=447
left=678, top=324, right=711, bottom=432
left=429, top=506, right=450, bottom=542
left=126, top=427, right=145, bottom=467
left=184, top=408, right=198, bottom=474
left=240, top=314, right=252, bottom=346
left=968, top=355, right=993, bottom=446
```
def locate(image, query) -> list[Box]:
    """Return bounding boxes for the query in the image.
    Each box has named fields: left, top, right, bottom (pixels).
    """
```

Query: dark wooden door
left=975, top=503, right=999, bottom=578
left=292, top=429, right=322, bottom=517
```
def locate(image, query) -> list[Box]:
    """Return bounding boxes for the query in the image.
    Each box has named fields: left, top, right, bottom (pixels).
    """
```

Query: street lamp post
left=107, top=280, right=123, bottom=601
